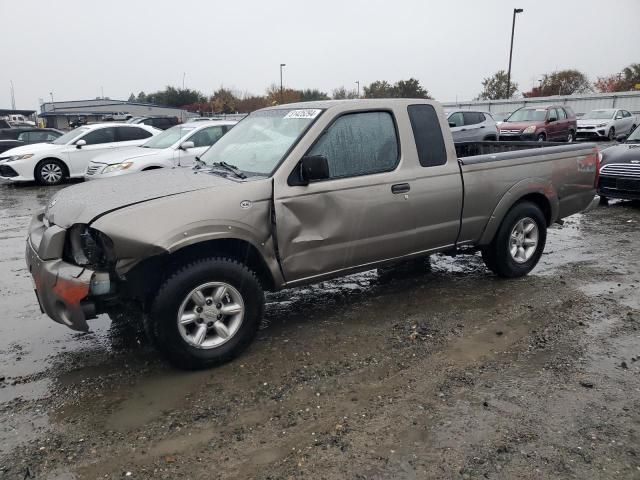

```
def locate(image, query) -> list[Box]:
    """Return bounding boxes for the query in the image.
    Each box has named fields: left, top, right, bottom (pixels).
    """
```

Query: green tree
left=300, top=89, right=330, bottom=101
left=127, top=93, right=136, bottom=102
left=331, top=86, right=358, bottom=99
left=524, top=69, right=591, bottom=97
left=393, top=78, right=432, bottom=98
left=136, top=91, right=147, bottom=102
left=477, top=70, right=518, bottom=99
left=363, top=80, right=394, bottom=98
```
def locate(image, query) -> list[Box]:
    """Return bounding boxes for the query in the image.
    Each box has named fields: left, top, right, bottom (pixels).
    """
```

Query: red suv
left=498, top=105, right=577, bottom=142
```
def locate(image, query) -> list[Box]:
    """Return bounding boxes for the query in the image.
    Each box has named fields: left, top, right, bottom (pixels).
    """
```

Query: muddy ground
left=0, top=182, right=639, bottom=480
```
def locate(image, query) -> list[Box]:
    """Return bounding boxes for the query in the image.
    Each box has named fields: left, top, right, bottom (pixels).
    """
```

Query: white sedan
left=576, top=108, right=637, bottom=141
left=0, top=123, right=160, bottom=185
left=84, top=121, right=237, bottom=179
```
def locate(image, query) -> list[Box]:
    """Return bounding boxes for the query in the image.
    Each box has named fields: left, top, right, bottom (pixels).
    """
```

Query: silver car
left=577, top=108, right=637, bottom=141
left=446, top=110, right=499, bottom=142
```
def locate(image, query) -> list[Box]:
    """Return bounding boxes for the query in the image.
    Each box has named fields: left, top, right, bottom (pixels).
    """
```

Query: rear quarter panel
left=459, top=144, right=597, bottom=245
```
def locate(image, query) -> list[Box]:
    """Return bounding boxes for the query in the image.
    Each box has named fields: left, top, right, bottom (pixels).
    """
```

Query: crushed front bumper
left=25, top=237, right=97, bottom=332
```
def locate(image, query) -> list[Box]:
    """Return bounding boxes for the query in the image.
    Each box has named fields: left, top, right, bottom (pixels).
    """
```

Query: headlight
left=7, top=154, right=34, bottom=162
left=64, top=224, right=115, bottom=268
left=101, top=161, right=133, bottom=174
left=596, top=123, right=607, bottom=128
left=523, top=125, right=536, bottom=134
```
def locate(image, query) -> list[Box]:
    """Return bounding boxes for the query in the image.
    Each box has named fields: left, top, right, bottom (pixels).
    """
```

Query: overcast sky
left=1, top=0, right=638, bottom=111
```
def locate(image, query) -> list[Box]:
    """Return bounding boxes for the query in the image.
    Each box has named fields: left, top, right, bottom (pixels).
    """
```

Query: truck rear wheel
left=481, top=201, right=547, bottom=278
left=149, top=257, right=264, bottom=369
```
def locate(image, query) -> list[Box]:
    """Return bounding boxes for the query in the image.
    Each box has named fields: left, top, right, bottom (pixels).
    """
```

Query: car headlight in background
left=523, top=125, right=536, bottom=134
left=64, top=224, right=115, bottom=268
left=7, top=154, right=34, bottom=162
left=101, top=161, right=133, bottom=174
left=596, top=123, right=608, bottom=128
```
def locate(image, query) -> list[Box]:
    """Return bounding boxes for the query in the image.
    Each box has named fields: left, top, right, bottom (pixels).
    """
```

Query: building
left=39, top=98, right=194, bottom=129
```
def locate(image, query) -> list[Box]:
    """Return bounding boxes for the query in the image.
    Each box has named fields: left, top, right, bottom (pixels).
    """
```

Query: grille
left=0, top=165, right=18, bottom=177
left=578, top=126, right=595, bottom=130
left=86, top=164, right=101, bottom=176
left=600, top=163, right=640, bottom=179
left=499, top=129, right=522, bottom=135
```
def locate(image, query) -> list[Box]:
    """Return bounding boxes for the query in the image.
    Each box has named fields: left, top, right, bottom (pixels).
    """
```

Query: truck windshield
left=142, top=125, right=195, bottom=149
left=52, top=127, right=90, bottom=145
left=582, top=110, right=615, bottom=120
left=199, top=108, right=322, bottom=175
left=505, top=109, right=547, bottom=122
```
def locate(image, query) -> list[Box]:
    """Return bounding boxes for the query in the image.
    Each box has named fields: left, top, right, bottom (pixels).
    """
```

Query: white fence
left=442, top=91, right=640, bottom=116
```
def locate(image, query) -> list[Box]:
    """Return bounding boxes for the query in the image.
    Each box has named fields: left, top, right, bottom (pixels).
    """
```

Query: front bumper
left=577, top=127, right=606, bottom=139
left=497, top=132, right=537, bottom=141
left=598, top=175, right=640, bottom=200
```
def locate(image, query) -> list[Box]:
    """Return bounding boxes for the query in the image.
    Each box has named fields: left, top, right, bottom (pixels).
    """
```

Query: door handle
left=391, top=183, right=410, bottom=194
left=480, top=125, right=485, bottom=128
left=460, top=128, right=467, bottom=131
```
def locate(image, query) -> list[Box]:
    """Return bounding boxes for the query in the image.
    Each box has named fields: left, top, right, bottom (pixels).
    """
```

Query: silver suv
left=446, top=110, right=499, bottom=142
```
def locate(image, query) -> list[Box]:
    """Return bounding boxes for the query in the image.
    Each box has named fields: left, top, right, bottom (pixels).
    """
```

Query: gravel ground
left=0, top=178, right=639, bottom=480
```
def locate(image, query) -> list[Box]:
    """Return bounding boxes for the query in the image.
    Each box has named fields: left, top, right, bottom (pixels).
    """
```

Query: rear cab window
left=407, top=104, right=447, bottom=167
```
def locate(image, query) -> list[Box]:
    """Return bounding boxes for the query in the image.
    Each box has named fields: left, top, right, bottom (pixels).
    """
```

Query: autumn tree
left=236, top=95, right=270, bottom=113
left=477, top=70, right=518, bottom=99
left=523, top=70, right=591, bottom=97
left=210, top=87, right=238, bottom=114
left=595, top=63, right=640, bottom=92
left=332, top=86, right=359, bottom=99
left=265, top=84, right=302, bottom=105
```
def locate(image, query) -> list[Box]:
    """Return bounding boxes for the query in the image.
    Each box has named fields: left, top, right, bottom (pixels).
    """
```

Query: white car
left=576, top=108, right=637, bottom=141
left=84, top=121, right=237, bottom=180
left=0, top=123, right=160, bottom=185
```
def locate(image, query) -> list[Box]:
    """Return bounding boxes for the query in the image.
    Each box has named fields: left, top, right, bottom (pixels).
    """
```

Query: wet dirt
left=1, top=182, right=639, bottom=479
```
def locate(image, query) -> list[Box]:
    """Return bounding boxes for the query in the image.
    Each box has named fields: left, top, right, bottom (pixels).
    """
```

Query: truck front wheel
left=481, top=201, right=547, bottom=278
left=148, top=257, right=264, bottom=369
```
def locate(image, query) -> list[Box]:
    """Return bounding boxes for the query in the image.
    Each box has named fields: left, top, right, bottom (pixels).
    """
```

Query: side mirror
left=547, top=117, right=557, bottom=123
left=615, top=115, right=623, bottom=120
left=616, top=134, right=628, bottom=142
left=180, top=141, right=194, bottom=150
left=448, top=122, right=456, bottom=128
left=75, top=139, right=86, bottom=149
left=291, top=155, right=330, bottom=186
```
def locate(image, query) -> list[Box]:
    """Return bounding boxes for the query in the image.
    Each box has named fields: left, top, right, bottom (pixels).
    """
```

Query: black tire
left=567, top=130, right=575, bottom=143
left=149, top=257, right=264, bottom=369
left=34, top=158, right=67, bottom=186
left=481, top=201, right=547, bottom=278
left=608, top=127, right=615, bottom=141
left=536, top=133, right=546, bottom=142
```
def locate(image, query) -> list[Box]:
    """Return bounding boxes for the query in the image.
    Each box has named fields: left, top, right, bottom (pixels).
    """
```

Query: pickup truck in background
left=26, top=99, right=599, bottom=369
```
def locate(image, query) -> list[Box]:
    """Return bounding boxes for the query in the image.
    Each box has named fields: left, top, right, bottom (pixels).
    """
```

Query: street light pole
left=506, top=8, right=523, bottom=99
left=355, top=80, right=360, bottom=98
left=280, top=63, right=286, bottom=104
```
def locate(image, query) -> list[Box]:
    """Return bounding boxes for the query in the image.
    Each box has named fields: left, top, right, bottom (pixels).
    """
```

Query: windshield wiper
left=193, top=156, right=206, bottom=170
left=210, top=161, right=247, bottom=179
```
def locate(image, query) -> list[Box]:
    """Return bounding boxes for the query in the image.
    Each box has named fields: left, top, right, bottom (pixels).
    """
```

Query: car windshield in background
left=199, top=108, right=322, bottom=175
left=506, top=109, right=547, bottom=122
left=142, top=125, right=195, bottom=149
left=582, top=110, right=615, bottom=119
left=626, top=126, right=640, bottom=142
left=51, top=127, right=89, bottom=145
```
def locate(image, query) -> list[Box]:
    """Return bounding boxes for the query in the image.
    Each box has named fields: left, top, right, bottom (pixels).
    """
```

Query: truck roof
left=260, top=98, right=435, bottom=112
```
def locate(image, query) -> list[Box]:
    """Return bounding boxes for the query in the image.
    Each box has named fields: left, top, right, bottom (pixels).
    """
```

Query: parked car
left=498, top=106, right=577, bottom=142
left=85, top=121, right=236, bottom=179
left=25, top=99, right=599, bottom=369
left=4, top=114, right=36, bottom=126
left=128, top=116, right=180, bottom=130
left=597, top=126, right=640, bottom=201
left=0, top=129, right=63, bottom=154
left=446, top=110, right=499, bottom=142
left=0, top=123, right=160, bottom=185
left=577, top=108, right=636, bottom=141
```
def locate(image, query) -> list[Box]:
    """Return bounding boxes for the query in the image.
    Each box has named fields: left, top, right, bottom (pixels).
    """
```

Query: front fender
left=477, top=177, right=558, bottom=246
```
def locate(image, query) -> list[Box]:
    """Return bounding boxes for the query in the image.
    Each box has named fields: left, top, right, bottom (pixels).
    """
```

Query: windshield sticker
left=284, top=109, right=322, bottom=119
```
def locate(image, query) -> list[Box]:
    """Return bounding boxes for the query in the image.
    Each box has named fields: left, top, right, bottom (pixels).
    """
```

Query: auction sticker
left=284, top=109, right=322, bottom=119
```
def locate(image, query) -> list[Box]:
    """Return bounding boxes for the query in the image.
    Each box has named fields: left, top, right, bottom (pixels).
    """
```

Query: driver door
left=65, top=127, right=117, bottom=176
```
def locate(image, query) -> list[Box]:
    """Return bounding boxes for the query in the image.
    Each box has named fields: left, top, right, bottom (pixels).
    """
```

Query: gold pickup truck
left=26, top=99, right=599, bottom=369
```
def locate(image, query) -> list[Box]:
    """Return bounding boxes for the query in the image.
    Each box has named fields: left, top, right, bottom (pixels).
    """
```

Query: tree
left=127, top=93, right=136, bottom=102
left=332, top=86, right=358, bottom=99
left=236, top=95, right=270, bottom=113
left=393, top=78, right=432, bottom=99
left=136, top=91, right=147, bottom=102
left=210, top=87, right=238, bottom=114
left=476, top=70, right=518, bottom=100
left=595, top=63, right=640, bottom=92
left=300, top=89, right=330, bottom=101
left=363, top=80, right=394, bottom=98
left=523, top=70, right=591, bottom=97
left=265, top=84, right=302, bottom=105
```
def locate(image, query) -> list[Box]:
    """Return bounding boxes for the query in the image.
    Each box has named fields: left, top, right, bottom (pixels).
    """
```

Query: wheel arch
left=34, top=156, right=69, bottom=178
left=477, top=179, right=557, bottom=246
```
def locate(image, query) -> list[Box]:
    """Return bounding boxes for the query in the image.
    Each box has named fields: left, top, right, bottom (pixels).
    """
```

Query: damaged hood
left=45, top=168, right=238, bottom=228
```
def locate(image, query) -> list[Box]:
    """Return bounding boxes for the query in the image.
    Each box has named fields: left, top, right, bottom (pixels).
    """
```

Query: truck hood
left=89, top=146, right=164, bottom=165
left=578, top=119, right=612, bottom=127
left=0, top=142, right=65, bottom=158
left=45, top=168, right=237, bottom=228
left=600, top=143, right=640, bottom=166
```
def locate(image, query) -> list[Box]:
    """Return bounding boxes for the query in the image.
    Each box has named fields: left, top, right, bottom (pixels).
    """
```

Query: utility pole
left=10, top=80, right=16, bottom=110
left=280, top=64, right=286, bottom=104
left=355, top=80, right=360, bottom=98
left=506, top=8, right=524, bottom=99
left=183, top=72, right=186, bottom=90
left=50, top=92, right=55, bottom=111
left=101, top=86, right=104, bottom=99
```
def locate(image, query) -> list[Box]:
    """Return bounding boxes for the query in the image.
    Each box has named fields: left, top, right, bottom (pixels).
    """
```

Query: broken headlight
left=64, top=224, right=115, bottom=268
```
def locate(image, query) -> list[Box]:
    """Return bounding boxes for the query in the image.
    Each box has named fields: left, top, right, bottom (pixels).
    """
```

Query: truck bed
left=455, top=140, right=567, bottom=158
